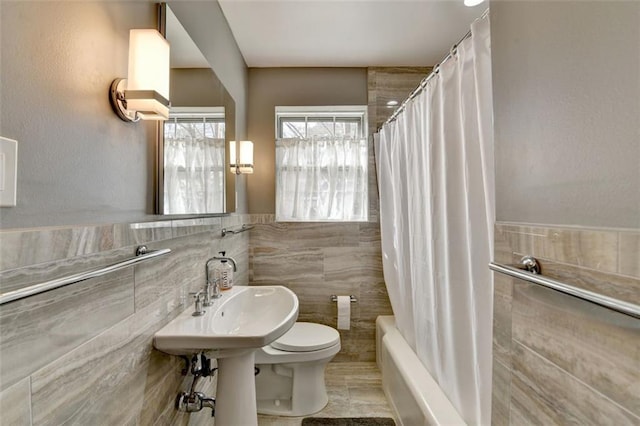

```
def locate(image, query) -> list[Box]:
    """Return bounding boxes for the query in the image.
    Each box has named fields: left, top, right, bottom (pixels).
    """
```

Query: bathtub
left=376, top=316, right=466, bottom=426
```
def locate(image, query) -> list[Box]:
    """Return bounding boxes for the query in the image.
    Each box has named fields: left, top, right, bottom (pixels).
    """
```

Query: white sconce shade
left=127, top=30, right=170, bottom=99
left=230, top=141, right=254, bottom=174
left=110, top=29, right=170, bottom=122
left=464, top=0, right=485, bottom=6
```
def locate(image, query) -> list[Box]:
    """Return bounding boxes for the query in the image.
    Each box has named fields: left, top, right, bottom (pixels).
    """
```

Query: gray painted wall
left=0, top=1, right=158, bottom=228
left=0, top=1, right=250, bottom=228
left=491, top=1, right=640, bottom=228
left=247, top=68, right=368, bottom=213
left=170, top=68, right=225, bottom=107
left=168, top=2, right=248, bottom=136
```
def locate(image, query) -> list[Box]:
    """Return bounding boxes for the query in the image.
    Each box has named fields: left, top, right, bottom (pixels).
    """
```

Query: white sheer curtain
left=276, top=136, right=368, bottom=221
left=375, top=14, right=494, bottom=425
left=163, top=120, right=225, bottom=214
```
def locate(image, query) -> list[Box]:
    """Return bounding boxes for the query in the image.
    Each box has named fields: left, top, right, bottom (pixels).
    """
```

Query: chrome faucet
left=204, top=259, right=221, bottom=302
left=203, top=280, right=217, bottom=306
left=205, top=252, right=238, bottom=301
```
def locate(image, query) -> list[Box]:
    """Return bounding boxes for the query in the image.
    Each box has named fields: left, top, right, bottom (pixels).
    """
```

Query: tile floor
left=257, top=362, right=394, bottom=426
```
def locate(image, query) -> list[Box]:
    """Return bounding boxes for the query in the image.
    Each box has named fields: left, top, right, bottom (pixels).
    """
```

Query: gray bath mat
left=301, top=418, right=395, bottom=426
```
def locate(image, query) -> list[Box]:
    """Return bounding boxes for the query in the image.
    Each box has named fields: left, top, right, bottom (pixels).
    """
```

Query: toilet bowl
left=254, top=322, right=341, bottom=416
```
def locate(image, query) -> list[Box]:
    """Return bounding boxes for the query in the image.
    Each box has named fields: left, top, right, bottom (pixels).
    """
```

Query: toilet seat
left=270, top=322, right=340, bottom=352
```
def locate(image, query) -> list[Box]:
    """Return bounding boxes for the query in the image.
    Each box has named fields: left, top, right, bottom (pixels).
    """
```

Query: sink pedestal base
left=215, top=351, right=258, bottom=426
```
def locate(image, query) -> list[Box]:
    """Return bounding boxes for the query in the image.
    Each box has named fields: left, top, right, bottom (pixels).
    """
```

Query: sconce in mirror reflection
left=110, top=29, right=170, bottom=122
left=230, top=140, right=254, bottom=174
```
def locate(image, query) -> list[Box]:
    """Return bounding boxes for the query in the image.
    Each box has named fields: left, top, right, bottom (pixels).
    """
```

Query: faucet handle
left=189, top=291, right=206, bottom=317
left=210, top=278, right=222, bottom=299
left=202, top=283, right=214, bottom=307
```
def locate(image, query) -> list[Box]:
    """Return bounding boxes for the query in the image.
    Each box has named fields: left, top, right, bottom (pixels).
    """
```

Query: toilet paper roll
left=337, top=295, right=351, bottom=330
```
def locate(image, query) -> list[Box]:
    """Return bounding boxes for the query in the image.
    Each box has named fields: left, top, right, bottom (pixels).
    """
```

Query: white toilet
left=254, top=322, right=341, bottom=416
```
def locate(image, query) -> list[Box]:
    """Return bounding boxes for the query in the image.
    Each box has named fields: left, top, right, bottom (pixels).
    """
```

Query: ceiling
left=217, top=0, right=486, bottom=68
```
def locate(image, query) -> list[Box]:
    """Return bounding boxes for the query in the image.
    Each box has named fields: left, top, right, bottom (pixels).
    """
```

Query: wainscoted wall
left=0, top=215, right=249, bottom=425
left=241, top=67, right=433, bottom=362
left=492, top=222, right=640, bottom=425
left=247, top=214, right=389, bottom=362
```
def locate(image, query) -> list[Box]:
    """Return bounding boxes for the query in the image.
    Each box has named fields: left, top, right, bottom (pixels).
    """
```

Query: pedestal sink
left=154, top=285, right=299, bottom=426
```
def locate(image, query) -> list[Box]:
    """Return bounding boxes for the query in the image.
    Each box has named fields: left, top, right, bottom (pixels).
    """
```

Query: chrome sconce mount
left=109, top=78, right=139, bottom=123
left=109, top=78, right=171, bottom=123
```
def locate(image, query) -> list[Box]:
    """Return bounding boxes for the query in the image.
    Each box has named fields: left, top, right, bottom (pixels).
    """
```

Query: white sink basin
left=154, top=285, right=299, bottom=357
left=154, top=285, right=298, bottom=426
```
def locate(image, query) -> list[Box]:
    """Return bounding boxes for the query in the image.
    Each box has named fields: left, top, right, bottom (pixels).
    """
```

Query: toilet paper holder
left=330, top=295, right=357, bottom=303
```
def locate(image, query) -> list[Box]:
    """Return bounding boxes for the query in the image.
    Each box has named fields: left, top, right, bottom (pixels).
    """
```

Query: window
left=275, top=106, right=368, bottom=222
left=162, top=107, right=226, bottom=214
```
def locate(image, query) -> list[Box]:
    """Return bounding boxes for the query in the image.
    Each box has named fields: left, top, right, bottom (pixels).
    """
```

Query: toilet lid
left=270, top=322, right=340, bottom=352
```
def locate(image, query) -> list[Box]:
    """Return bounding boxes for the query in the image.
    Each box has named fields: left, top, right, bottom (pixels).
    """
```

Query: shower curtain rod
left=379, top=8, right=489, bottom=131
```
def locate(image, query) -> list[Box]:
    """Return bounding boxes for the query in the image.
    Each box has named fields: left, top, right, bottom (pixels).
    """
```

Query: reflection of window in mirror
left=162, top=107, right=226, bottom=214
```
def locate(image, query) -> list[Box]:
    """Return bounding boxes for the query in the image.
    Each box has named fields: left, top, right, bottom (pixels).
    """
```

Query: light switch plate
left=0, top=136, right=18, bottom=207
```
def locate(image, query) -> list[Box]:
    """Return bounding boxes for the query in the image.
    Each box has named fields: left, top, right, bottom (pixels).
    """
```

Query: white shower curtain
left=375, top=14, right=494, bottom=425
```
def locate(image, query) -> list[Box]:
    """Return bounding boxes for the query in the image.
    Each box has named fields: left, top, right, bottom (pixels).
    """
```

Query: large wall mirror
left=156, top=5, right=236, bottom=214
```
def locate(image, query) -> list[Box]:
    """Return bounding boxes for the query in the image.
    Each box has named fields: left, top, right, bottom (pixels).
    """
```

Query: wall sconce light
left=230, top=141, right=254, bottom=174
left=110, top=29, right=170, bottom=122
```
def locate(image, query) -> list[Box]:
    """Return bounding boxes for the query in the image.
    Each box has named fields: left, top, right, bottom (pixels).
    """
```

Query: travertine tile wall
left=0, top=214, right=250, bottom=425
left=247, top=215, right=390, bottom=362
left=492, top=222, right=640, bottom=425
left=367, top=67, right=432, bottom=133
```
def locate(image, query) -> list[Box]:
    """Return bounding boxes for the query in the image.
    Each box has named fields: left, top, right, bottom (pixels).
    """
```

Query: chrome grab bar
left=489, top=256, right=640, bottom=319
left=0, top=245, right=171, bottom=305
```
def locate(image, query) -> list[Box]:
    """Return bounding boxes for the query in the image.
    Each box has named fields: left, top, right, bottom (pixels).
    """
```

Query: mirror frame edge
left=154, top=2, right=234, bottom=217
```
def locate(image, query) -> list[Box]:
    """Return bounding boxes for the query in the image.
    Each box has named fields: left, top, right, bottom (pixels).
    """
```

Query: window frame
left=274, top=105, right=369, bottom=223
left=275, top=105, right=368, bottom=139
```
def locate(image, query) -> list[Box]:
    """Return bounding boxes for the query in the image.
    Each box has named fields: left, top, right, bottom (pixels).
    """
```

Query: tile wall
left=492, top=222, right=640, bottom=425
left=247, top=215, right=389, bottom=362
left=0, top=215, right=250, bottom=425
left=367, top=67, right=433, bottom=132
